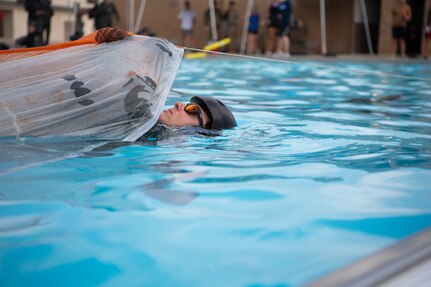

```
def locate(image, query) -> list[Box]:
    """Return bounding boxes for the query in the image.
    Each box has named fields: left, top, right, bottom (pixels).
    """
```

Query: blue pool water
left=1, top=58, right=431, bottom=287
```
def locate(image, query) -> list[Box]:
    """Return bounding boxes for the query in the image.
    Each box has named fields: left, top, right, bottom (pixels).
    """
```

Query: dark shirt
left=89, top=1, right=119, bottom=29
left=248, top=13, right=259, bottom=32
left=25, top=0, right=52, bottom=29
left=25, top=0, right=42, bottom=21
left=278, top=0, right=293, bottom=25
left=268, top=3, right=279, bottom=27
left=25, top=1, right=52, bottom=17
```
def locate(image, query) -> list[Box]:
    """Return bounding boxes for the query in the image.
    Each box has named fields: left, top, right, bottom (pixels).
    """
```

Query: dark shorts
left=248, top=30, right=258, bottom=34
left=182, top=29, right=193, bottom=36
left=268, top=20, right=279, bottom=29
left=278, top=25, right=291, bottom=37
left=392, top=26, right=407, bottom=39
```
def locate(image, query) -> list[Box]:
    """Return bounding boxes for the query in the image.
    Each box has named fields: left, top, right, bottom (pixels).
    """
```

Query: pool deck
left=289, top=54, right=431, bottom=64
left=305, top=227, right=431, bottom=287
left=204, top=52, right=431, bottom=65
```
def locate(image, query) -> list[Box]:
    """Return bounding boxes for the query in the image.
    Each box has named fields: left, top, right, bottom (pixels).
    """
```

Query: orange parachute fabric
left=0, top=28, right=133, bottom=63
left=0, top=28, right=184, bottom=141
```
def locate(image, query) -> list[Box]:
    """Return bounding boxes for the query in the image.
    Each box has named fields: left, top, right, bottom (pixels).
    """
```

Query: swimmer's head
left=158, top=96, right=236, bottom=130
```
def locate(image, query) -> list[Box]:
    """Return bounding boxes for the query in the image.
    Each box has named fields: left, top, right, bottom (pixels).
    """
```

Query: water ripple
left=1, top=59, right=431, bottom=287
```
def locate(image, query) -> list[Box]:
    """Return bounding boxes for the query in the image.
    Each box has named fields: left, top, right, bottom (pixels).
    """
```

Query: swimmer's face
left=158, top=102, right=210, bottom=128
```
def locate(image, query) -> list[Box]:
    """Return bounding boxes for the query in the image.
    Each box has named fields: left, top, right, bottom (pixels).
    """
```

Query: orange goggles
left=184, top=103, right=204, bottom=128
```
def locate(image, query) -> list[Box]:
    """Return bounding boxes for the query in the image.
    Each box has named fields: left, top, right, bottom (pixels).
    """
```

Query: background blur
left=0, top=0, right=430, bottom=56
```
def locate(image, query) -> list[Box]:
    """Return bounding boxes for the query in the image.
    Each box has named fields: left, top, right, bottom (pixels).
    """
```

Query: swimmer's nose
left=175, top=102, right=186, bottom=111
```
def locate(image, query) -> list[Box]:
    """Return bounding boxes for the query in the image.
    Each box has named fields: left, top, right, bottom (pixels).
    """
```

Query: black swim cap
left=190, top=96, right=236, bottom=130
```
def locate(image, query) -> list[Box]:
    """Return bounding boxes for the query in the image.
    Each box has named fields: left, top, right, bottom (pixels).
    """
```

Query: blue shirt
left=248, top=13, right=259, bottom=32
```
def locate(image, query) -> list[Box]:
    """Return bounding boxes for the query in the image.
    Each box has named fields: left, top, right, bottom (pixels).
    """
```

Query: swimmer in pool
left=90, top=29, right=237, bottom=131
left=157, top=96, right=236, bottom=130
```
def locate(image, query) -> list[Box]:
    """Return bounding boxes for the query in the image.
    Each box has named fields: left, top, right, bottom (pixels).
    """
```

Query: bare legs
left=181, top=32, right=195, bottom=48
left=247, top=33, right=257, bottom=55
left=424, top=38, right=430, bottom=58
left=276, top=35, right=290, bottom=57
left=266, top=27, right=277, bottom=56
left=400, top=39, right=406, bottom=57
left=392, top=38, right=406, bottom=57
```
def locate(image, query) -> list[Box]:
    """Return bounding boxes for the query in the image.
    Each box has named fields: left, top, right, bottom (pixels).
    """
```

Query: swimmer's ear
left=95, top=28, right=131, bottom=44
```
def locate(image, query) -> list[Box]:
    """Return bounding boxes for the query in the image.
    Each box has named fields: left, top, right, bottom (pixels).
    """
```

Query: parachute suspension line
left=1, top=101, right=21, bottom=136
left=183, top=47, right=431, bottom=83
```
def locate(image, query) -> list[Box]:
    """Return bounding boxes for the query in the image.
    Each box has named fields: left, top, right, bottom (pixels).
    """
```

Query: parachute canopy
left=0, top=30, right=183, bottom=141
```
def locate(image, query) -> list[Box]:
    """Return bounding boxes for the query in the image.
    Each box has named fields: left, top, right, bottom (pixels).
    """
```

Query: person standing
left=224, top=1, right=239, bottom=52
left=266, top=0, right=280, bottom=56
left=24, top=0, right=45, bottom=47
left=391, top=0, right=411, bottom=57
left=246, top=5, right=260, bottom=55
left=178, top=1, right=196, bottom=48
left=89, top=0, right=119, bottom=30
left=275, top=0, right=293, bottom=58
left=70, top=6, right=85, bottom=41
left=41, top=0, right=53, bottom=45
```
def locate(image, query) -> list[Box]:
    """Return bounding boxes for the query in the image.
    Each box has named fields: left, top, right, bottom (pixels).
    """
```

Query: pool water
left=1, top=58, right=431, bottom=287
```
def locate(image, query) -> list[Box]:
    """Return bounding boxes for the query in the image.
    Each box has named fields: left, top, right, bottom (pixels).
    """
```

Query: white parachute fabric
left=0, top=36, right=183, bottom=141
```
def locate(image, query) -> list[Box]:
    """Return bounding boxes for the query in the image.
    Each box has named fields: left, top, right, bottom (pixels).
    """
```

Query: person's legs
left=392, top=38, right=398, bottom=57
left=280, top=36, right=286, bottom=52
left=184, top=31, right=190, bottom=47
left=44, top=23, right=51, bottom=46
left=180, top=29, right=185, bottom=47
left=425, top=38, right=430, bottom=58
left=276, top=25, right=290, bottom=56
left=190, top=32, right=196, bottom=48
left=266, top=27, right=276, bottom=56
left=205, top=27, right=211, bottom=43
left=391, top=26, right=398, bottom=57
left=284, top=35, right=290, bottom=55
left=424, top=27, right=431, bottom=58
left=277, top=35, right=288, bottom=54
left=251, top=33, right=257, bottom=54
left=400, top=39, right=406, bottom=57
left=181, top=30, right=192, bottom=48
left=282, top=25, right=291, bottom=56
left=276, top=36, right=282, bottom=54
left=247, top=33, right=256, bottom=54
left=185, top=35, right=189, bottom=47
left=227, top=28, right=236, bottom=52
left=400, top=26, right=408, bottom=57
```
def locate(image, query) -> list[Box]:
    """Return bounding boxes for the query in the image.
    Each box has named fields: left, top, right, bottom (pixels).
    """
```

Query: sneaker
left=272, top=52, right=283, bottom=58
